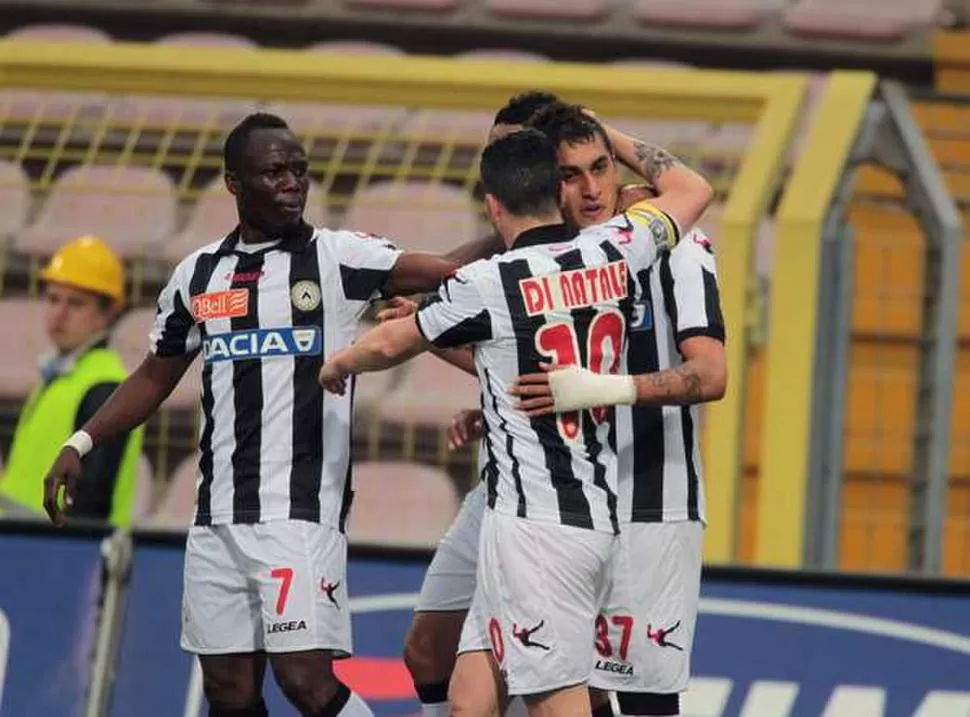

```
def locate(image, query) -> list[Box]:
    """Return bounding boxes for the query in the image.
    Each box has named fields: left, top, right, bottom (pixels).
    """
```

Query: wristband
left=64, top=430, right=93, bottom=458
left=547, top=366, right=636, bottom=412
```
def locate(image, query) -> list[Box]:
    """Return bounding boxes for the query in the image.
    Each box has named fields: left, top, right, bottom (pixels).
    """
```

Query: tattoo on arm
left=645, top=364, right=704, bottom=405
left=633, top=141, right=682, bottom=183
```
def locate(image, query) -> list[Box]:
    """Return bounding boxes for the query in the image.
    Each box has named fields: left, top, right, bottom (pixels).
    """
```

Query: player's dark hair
left=480, top=129, right=562, bottom=217
left=526, top=101, right=614, bottom=155
left=224, top=112, right=290, bottom=174
left=492, top=90, right=560, bottom=127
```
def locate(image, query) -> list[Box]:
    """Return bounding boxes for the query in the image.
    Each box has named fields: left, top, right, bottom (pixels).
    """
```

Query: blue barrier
left=0, top=526, right=108, bottom=717
left=1, top=525, right=969, bottom=717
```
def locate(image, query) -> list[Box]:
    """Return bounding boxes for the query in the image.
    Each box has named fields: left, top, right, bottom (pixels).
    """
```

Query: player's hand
left=319, top=360, right=350, bottom=395
left=377, top=297, right=419, bottom=323
left=448, top=409, right=484, bottom=451
left=43, top=447, right=83, bottom=526
left=508, top=363, right=564, bottom=416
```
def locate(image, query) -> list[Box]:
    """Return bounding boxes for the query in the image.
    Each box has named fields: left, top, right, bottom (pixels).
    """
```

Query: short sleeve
left=415, top=271, right=493, bottom=349
left=331, top=231, right=405, bottom=303
left=665, top=231, right=725, bottom=345
left=149, top=262, right=201, bottom=357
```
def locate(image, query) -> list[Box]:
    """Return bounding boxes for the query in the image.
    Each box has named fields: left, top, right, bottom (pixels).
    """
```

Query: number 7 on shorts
left=271, top=567, right=294, bottom=615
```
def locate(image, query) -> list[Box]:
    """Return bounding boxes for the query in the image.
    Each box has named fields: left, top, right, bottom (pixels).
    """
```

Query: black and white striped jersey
left=415, top=203, right=677, bottom=534
left=149, top=222, right=401, bottom=527
left=616, top=229, right=724, bottom=524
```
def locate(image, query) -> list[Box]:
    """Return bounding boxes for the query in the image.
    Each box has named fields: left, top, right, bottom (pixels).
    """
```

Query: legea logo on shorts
left=202, top=327, right=322, bottom=363
left=191, top=289, right=249, bottom=321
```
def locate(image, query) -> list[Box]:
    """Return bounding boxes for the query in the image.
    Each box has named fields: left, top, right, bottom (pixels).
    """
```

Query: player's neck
left=503, top=213, right=564, bottom=249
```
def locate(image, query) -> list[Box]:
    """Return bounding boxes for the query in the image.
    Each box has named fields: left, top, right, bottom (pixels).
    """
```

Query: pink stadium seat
left=342, top=0, right=459, bottom=10
left=634, top=0, right=781, bottom=30
left=267, top=41, right=407, bottom=139
left=0, top=299, right=49, bottom=399
left=378, top=353, right=480, bottom=427
left=149, top=455, right=198, bottom=529
left=341, top=180, right=480, bottom=254
left=783, top=0, right=943, bottom=41
left=403, top=51, right=547, bottom=144
left=0, top=161, right=30, bottom=241
left=6, top=24, right=112, bottom=43
left=486, top=0, right=610, bottom=21
left=163, top=178, right=329, bottom=264
left=155, top=32, right=257, bottom=48
left=16, top=165, right=177, bottom=259
left=305, top=40, right=405, bottom=54
left=111, top=308, right=202, bottom=411
left=348, top=461, right=460, bottom=548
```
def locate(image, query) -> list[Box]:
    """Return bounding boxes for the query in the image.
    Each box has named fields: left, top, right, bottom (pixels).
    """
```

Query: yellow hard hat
left=38, top=235, right=125, bottom=304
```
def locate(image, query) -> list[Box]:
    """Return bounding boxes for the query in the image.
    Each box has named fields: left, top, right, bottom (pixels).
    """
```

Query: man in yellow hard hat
left=0, top=235, right=143, bottom=526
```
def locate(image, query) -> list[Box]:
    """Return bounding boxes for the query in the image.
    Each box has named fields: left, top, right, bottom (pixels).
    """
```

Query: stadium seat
left=783, top=0, right=943, bottom=41
left=155, top=32, right=257, bottom=48
left=16, top=165, right=177, bottom=260
left=341, top=180, right=480, bottom=254
left=486, top=0, right=610, bottom=20
left=6, top=23, right=112, bottom=42
left=266, top=41, right=408, bottom=139
left=0, top=299, right=48, bottom=399
left=150, top=455, right=198, bottom=528
left=378, top=352, right=481, bottom=427
left=634, top=0, right=782, bottom=30
left=163, top=178, right=329, bottom=264
left=111, top=308, right=202, bottom=411
left=0, top=160, right=30, bottom=241
left=348, top=461, right=460, bottom=548
left=342, top=0, right=459, bottom=10
left=402, top=50, right=548, bottom=145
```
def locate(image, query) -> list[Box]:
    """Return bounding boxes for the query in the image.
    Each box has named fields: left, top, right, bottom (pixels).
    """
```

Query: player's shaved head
left=224, top=112, right=292, bottom=174
left=481, top=129, right=562, bottom=218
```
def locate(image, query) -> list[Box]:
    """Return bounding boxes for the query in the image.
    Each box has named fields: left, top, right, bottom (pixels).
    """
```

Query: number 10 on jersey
left=535, top=308, right=625, bottom=441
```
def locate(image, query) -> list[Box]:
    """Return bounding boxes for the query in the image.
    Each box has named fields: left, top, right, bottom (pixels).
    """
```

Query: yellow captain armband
left=625, top=200, right=682, bottom=252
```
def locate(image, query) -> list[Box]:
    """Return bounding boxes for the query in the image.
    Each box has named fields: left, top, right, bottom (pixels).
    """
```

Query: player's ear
left=484, top=194, right=502, bottom=226
left=225, top=170, right=240, bottom=197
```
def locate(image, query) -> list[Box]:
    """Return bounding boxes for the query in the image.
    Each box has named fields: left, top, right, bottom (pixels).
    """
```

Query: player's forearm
left=82, top=359, right=181, bottom=445
left=335, top=319, right=426, bottom=375
left=431, top=346, right=476, bottom=377
left=603, top=124, right=713, bottom=228
left=632, top=358, right=726, bottom=407
left=444, top=233, right=505, bottom=266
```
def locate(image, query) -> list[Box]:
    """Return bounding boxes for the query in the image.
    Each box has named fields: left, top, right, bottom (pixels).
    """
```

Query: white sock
left=337, top=690, right=376, bottom=717
left=421, top=702, right=450, bottom=717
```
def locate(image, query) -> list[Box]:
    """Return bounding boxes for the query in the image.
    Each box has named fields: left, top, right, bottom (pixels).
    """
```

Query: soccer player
left=40, top=112, right=501, bottom=717
left=394, top=100, right=713, bottom=717
left=318, top=128, right=684, bottom=717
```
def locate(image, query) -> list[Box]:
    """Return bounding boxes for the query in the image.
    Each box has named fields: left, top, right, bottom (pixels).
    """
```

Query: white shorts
left=589, top=522, right=703, bottom=694
left=461, top=510, right=616, bottom=697
left=180, top=521, right=352, bottom=656
left=415, top=482, right=485, bottom=612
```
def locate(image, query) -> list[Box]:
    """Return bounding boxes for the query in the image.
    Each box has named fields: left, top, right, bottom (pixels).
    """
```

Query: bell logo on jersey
left=202, top=327, right=322, bottom=363
left=191, top=288, right=249, bottom=321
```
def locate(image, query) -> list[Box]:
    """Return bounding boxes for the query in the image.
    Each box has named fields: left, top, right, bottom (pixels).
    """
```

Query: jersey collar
left=511, top=223, right=576, bottom=250
left=215, top=221, right=315, bottom=257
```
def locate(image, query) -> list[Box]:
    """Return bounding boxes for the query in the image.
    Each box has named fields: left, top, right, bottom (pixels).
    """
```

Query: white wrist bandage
left=547, top=366, right=636, bottom=412
left=64, top=430, right=93, bottom=458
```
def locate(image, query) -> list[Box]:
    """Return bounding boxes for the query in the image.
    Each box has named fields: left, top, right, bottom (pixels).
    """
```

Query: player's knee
left=617, top=692, right=679, bottom=716
left=403, top=613, right=460, bottom=684
left=403, top=622, right=437, bottom=681
left=271, top=654, right=339, bottom=711
left=448, top=653, right=499, bottom=717
left=202, top=665, right=261, bottom=710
